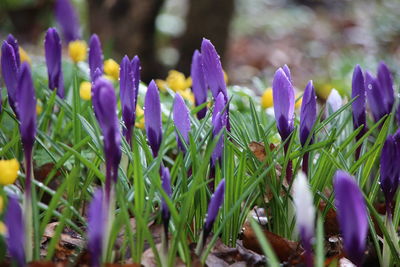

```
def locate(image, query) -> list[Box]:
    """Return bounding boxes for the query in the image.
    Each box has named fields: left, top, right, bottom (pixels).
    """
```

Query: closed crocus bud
left=173, top=94, right=191, bottom=152
left=120, top=55, right=135, bottom=144
left=365, top=71, right=388, bottom=122
left=326, top=89, right=342, bottom=116
left=5, top=195, right=25, bottom=267
left=45, top=28, right=64, bottom=98
left=300, top=81, right=317, bottom=146
left=272, top=67, right=295, bottom=141
left=211, top=93, right=227, bottom=165
left=293, top=172, right=315, bottom=267
left=92, top=78, right=121, bottom=199
left=161, top=166, right=172, bottom=226
left=6, top=35, right=20, bottom=67
left=55, top=0, right=81, bottom=43
left=191, top=50, right=208, bottom=119
left=377, top=62, right=394, bottom=113
left=1, top=40, right=19, bottom=115
left=334, top=170, right=368, bottom=266
left=352, top=65, right=366, bottom=135
left=145, top=80, right=162, bottom=157
left=89, top=34, right=103, bottom=82
left=204, top=179, right=225, bottom=234
left=88, top=189, right=105, bottom=267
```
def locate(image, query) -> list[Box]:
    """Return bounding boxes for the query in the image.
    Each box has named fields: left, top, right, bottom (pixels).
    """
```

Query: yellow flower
left=0, top=159, right=19, bottom=185
left=295, top=94, right=303, bottom=109
left=166, top=70, right=189, bottom=92
left=36, top=103, right=43, bottom=115
left=68, top=40, right=87, bottom=63
left=79, top=81, right=92, bottom=101
left=135, top=106, right=145, bottom=129
left=0, top=222, right=6, bottom=236
left=104, top=59, right=120, bottom=80
left=156, top=79, right=167, bottom=92
left=223, top=70, right=228, bottom=84
left=0, top=197, right=3, bottom=213
left=261, top=88, right=273, bottom=109
left=19, top=47, right=31, bottom=65
left=179, top=89, right=195, bottom=104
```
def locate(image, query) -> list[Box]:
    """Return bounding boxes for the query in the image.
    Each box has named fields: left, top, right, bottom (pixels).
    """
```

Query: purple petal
left=6, top=34, right=20, bottom=67
left=5, top=195, right=25, bottom=267
left=89, top=34, right=103, bottom=82
left=204, top=179, right=225, bottom=232
left=1, top=41, right=19, bottom=114
left=88, top=189, right=105, bottom=267
left=334, top=170, right=368, bottom=266
left=201, top=39, right=227, bottom=99
left=212, top=93, right=227, bottom=165
left=282, top=64, right=291, bottom=82
left=299, top=81, right=316, bottom=146
left=365, top=71, right=387, bottom=122
left=191, top=50, right=207, bottom=119
left=45, top=28, right=64, bottom=98
left=120, top=55, right=135, bottom=141
left=131, top=55, right=141, bottom=101
left=161, top=166, right=172, bottom=224
left=377, top=62, right=394, bottom=113
left=144, top=80, right=162, bottom=157
left=351, top=65, right=366, bottom=134
left=55, top=0, right=81, bottom=43
left=272, top=67, right=295, bottom=140
left=173, top=94, right=191, bottom=152
left=17, top=63, right=37, bottom=155
left=380, top=135, right=400, bottom=204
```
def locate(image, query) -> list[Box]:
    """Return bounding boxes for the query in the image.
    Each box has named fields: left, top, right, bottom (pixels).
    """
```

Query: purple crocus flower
left=144, top=80, right=162, bottom=157
left=173, top=94, right=191, bottom=152
left=92, top=78, right=121, bottom=200
left=380, top=134, right=400, bottom=218
left=1, top=40, right=19, bottom=115
left=377, top=62, right=394, bottom=113
left=352, top=65, right=366, bottom=134
left=191, top=50, right=207, bottom=119
left=204, top=179, right=225, bottom=234
left=161, top=166, right=172, bottom=229
left=120, top=55, right=136, bottom=144
left=334, top=170, right=368, bottom=266
left=55, top=0, right=81, bottom=43
left=6, top=34, right=20, bottom=67
left=89, top=34, right=103, bottom=82
left=44, top=28, right=64, bottom=98
left=17, top=63, right=37, bottom=194
left=211, top=92, right=227, bottom=165
left=365, top=71, right=389, bottom=122
left=131, top=56, right=141, bottom=100
left=88, top=189, right=105, bottom=267
left=5, top=195, right=25, bottom=267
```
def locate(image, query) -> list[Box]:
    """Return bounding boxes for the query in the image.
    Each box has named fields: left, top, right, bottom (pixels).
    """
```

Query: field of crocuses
left=1, top=1, right=400, bottom=267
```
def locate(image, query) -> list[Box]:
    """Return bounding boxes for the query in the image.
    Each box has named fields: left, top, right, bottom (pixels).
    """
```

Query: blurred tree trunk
left=176, top=0, right=235, bottom=75
left=88, top=0, right=165, bottom=82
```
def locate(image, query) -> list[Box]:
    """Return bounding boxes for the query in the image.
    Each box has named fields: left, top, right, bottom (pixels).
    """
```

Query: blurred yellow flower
left=0, top=222, right=6, bottom=236
left=80, top=81, right=92, bottom=101
left=295, top=94, right=303, bottom=109
left=223, top=70, right=228, bottom=84
left=68, top=40, right=87, bottom=63
left=0, top=159, right=19, bottom=186
left=166, top=70, right=191, bottom=92
left=135, top=106, right=145, bottom=129
left=104, top=59, right=120, bottom=80
left=19, top=47, right=31, bottom=65
left=36, top=103, right=43, bottom=115
left=261, top=88, right=273, bottom=109
left=179, top=89, right=195, bottom=104
left=156, top=79, right=168, bottom=92
left=0, top=197, right=3, bottom=213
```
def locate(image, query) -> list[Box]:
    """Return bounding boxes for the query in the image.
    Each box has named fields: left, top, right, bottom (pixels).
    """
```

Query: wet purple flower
left=365, top=71, right=389, bottom=122
left=6, top=34, right=20, bottom=67
left=5, top=195, right=25, bottom=267
left=88, top=188, right=105, bottom=267
left=120, top=56, right=136, bottom=144
left=300, top=81, right=316, bottom=146
left=191, top=50, right=207, bottom=119
left=161, top=166, right=172, bottom=226
left=92, top=78, right=121, bottom=200
left=1, top=39, right=19, bottom=114
left=352, top=65, right=366, bottom=134
left=173, top=94, right=191, bottom=152
left=55, top=0, right=81, bottom=43
left=131, top=56, right=141, bottom=100
left=211, top=92, right=227, bottom=165
left=272, top=67, right=295, bottom=141
left=380, top=134, right=400, bottom=217
left=204, top=179, right=225, bottom=233
left=377, top=62, right=394, bottom=113
left=334, top=170, right=368, bottom=266
left=45, top=28, right=64, bottom=98
left=89, top=34, right=103, bottom=82
left=145, top=80, right=162, bottom=157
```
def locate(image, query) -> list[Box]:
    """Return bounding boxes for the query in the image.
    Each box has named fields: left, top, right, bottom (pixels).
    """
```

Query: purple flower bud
left=300, top=81, right=316, bottom=146
left=282, top=64, right=291, bottom=82
left=120, top=55, right=135, bottom=143
left=272, top=67, right=295, bottom=141
left=131, top=56, right=141, bottom=100
left=88, top=189, right=105, bottom=267
left=334, top=170, right=368, bottom=266
left=365, top=71, right=389, bottom=122
left=145, top=80, right=162, bottom=157
left=45, top=28, right=64, bottom=98
left=1, top=40, right=19, bottom=114
left=5, top=195, right=25, bottom=267
left=204, top=179, right=225, bottom=233
left=6, top=34, right=20, bottom=67
left=89, top=34, right=103, bottom=82
left=212, top=93, right=227, bottom=165
left=55, top=0, right=81, bottom=43
left=377, top=62, right=394, bottom=113
left=380, top=134, right=400, bottom=210
left=352, top=65, right=366, bottom=134
left=161, top=166, right=172, bottom=225
left=173, top=94, right=191, bottom=152
left=92, top=78, right=121, bottom=198
left=191, top=50, right=207, bottom=119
